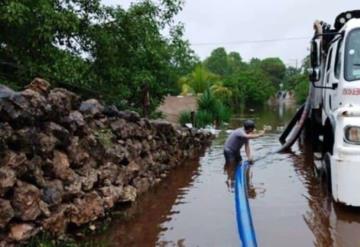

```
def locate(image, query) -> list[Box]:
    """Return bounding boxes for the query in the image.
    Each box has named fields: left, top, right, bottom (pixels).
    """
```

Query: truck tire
left=310, top=111, right=322, bottom=152
left=323, top=152, right=332, bottom=193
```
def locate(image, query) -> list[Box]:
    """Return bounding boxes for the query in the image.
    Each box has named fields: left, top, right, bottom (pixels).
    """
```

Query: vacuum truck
left=307, top=10, right=360, bottom=206
left=281, top=10, right=360, bottom=206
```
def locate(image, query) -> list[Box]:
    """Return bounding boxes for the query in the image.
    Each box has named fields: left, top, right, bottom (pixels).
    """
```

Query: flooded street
left=95, top=103, right=360, bottom=247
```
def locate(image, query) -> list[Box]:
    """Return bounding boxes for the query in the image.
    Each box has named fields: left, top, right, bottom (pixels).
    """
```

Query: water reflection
left=224, top=162, right=257, bottom=199
left=288, top=148, right=333, bottom=247
left=292, top=137, right=360, bottom=247
left=93, top=157, right=202, bottom=246
left=223, top=162, right=236, bottom=193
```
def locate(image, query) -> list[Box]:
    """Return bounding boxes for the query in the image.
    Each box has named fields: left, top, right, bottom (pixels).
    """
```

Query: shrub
left=179, top=110, right=192, bottom=126
left=178, top=88, right=232, bottom=128
left=214, top=101, right=231, bottom=125
left=195, top=110, right=213, bottom=128
left=197, top=89, right=218, bottom=112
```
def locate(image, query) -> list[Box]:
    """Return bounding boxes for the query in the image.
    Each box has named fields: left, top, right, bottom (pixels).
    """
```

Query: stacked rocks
left=0, top=78, right=213, bottom=244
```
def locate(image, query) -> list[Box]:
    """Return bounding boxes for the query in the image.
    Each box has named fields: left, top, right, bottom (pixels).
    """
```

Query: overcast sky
left=102, top=0, right=359, bottom=67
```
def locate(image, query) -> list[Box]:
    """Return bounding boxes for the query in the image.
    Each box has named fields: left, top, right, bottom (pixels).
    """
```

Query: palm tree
left=178, top=64, right=220, bottom=95
left=210, top=81, right=232, bottom=101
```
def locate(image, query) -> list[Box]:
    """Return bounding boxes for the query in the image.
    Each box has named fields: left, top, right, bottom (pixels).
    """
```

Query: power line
left=191, top=36, right=311, bottom=46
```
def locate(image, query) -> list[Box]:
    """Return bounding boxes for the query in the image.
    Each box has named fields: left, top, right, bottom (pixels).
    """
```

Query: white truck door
left=324, top=42, right=341, bottom=114
left=323, top=47, right=334, bottom=115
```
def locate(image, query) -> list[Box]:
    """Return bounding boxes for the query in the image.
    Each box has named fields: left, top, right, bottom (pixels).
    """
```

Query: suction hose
left=276, top=96, right=311, bottom=152
left=235, top=161, right=258, bottom=247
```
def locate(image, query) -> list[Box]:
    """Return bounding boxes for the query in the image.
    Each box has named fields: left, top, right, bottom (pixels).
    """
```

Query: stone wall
left=0, top=79, right=213, bottom=245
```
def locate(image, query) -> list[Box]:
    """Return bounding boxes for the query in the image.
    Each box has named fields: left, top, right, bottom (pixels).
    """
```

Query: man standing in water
left=223, top=120, right=265, bottom=165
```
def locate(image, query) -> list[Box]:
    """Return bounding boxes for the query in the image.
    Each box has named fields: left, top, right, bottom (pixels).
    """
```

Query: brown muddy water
left=93, top=103, right=360, bottom=247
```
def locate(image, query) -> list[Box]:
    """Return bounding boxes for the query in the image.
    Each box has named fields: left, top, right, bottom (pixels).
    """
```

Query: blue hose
left=235, top=161, right=258, bottom=247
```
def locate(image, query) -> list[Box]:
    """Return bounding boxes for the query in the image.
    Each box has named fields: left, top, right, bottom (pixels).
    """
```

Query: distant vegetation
left=0, top=0, right=309, bottom=122
left=178, top=48, right=309, bottom=127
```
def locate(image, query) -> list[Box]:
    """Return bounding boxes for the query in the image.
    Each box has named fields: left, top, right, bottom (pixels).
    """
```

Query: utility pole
left=288, top=59, right=298, bottom=70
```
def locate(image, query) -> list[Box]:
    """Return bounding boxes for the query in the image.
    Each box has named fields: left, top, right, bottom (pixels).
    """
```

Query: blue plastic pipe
left=235, top=161, right=258, bottom=247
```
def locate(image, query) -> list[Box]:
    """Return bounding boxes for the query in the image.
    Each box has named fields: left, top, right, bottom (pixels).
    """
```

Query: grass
left=26, top=232, right=109, bottom=247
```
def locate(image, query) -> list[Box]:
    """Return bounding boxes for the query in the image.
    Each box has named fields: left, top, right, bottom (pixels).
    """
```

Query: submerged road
left=94, top=105, right=360, bottom=247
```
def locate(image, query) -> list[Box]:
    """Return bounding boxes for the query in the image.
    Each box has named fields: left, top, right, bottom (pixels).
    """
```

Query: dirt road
left=157, top=95, right=197, bottom=124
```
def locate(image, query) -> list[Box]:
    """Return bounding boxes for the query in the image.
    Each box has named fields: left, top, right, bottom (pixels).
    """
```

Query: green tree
left=224, top=67, right=275, bottom=108
left=294, top=74, right=309, bottom=103
left=227, top=52, right=245, bottom=74
left=0, top=0, right=197, bottom=115
left=204, top=47, right=229, bottom=76
left=283, top=66, right=301, bottom=90
left=210, top=81, right=232, bottom=102
left=259, top=57, right=286, bottom=89
left=0, top=0, right=102, bottom=87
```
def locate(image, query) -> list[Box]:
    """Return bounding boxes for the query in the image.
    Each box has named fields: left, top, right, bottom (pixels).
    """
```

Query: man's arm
left=245, top=142, right=252, bottom=162
left=245, top=130, right=265, bottom=139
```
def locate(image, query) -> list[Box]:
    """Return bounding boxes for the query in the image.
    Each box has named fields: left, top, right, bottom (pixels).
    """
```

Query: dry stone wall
left=0, top=78, right=213, bottom=245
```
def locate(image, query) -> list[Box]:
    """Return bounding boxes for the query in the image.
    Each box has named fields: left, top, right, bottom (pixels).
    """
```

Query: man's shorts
left=223, top=148, right=242, bottom=164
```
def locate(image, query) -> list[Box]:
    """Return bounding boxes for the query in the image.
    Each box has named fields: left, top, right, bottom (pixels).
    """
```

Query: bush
left=214, top=101, right=231, bottom=125
left=178, top=88, right=231, bottom=128
left=179, top=110, right=192, bottom=126
left=195, top=110, right=213, bottom=128
left=197, top=89, right=231, bottom=127
left=197, top=89, right=218, bottom=112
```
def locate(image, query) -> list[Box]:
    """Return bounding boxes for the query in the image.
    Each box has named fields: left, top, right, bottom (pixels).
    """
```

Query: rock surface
left=0, top=79, right=214, bottom=244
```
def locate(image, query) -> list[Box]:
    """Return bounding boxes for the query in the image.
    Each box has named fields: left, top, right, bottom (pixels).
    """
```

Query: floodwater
left=94, top=103, right=360, bottom=247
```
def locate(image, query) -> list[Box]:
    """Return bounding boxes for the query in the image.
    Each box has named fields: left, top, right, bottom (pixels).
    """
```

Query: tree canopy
left=0, top=1, right=308, bottom=117
left=0, top=0, right=197, bottom=114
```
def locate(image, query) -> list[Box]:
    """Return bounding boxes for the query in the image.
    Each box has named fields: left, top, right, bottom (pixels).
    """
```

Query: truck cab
left=309, top=11, right=360, bottom=206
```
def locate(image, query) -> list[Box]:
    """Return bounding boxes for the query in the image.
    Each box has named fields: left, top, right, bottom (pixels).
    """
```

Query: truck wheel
left=323, top=152, right=332, bottom=193
left=309, top=110, right=322, bottom=152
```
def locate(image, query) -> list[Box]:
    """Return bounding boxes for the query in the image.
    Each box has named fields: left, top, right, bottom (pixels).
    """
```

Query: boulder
left=42, top=204, right=69, bottom=236
left=7, top=128, right=35, bottom=154
left=0, top=199, right=14, bottom=228
left=42, top=180, right=64, bottom=206
left=45, top=122, right=70, bottom=146
left=77, top=165, right=98, bottom=192
left=0, top=85, right=15, bottom=100
left=69, top=192, right=104, bottom=225
left=79, top=99, right=104, bottom=118
left=98, top=162, right=119, bottom=185
left=9, top=223, right=38, bottom=241
left=47, top=88, right=80, bottom=116
left=117, top=111, right=140, bottom=122
left=63, top=111, right=85, bottom=133
left=119, top=185, right=137, bottom=202
left=66, top=137, right=90, bottom=168
left=0, top=167, right=16, bottom=196
left=25, top=78, right=50, bottom=95
left=52, top=151, right=76, bottom=182
left=35, top=132, right=57, bottom=155
left=98, top=185, right=123, bottom=209
left=1, top=151, right=27, bottom=169
left=12, top=181, right=42, bottom=221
